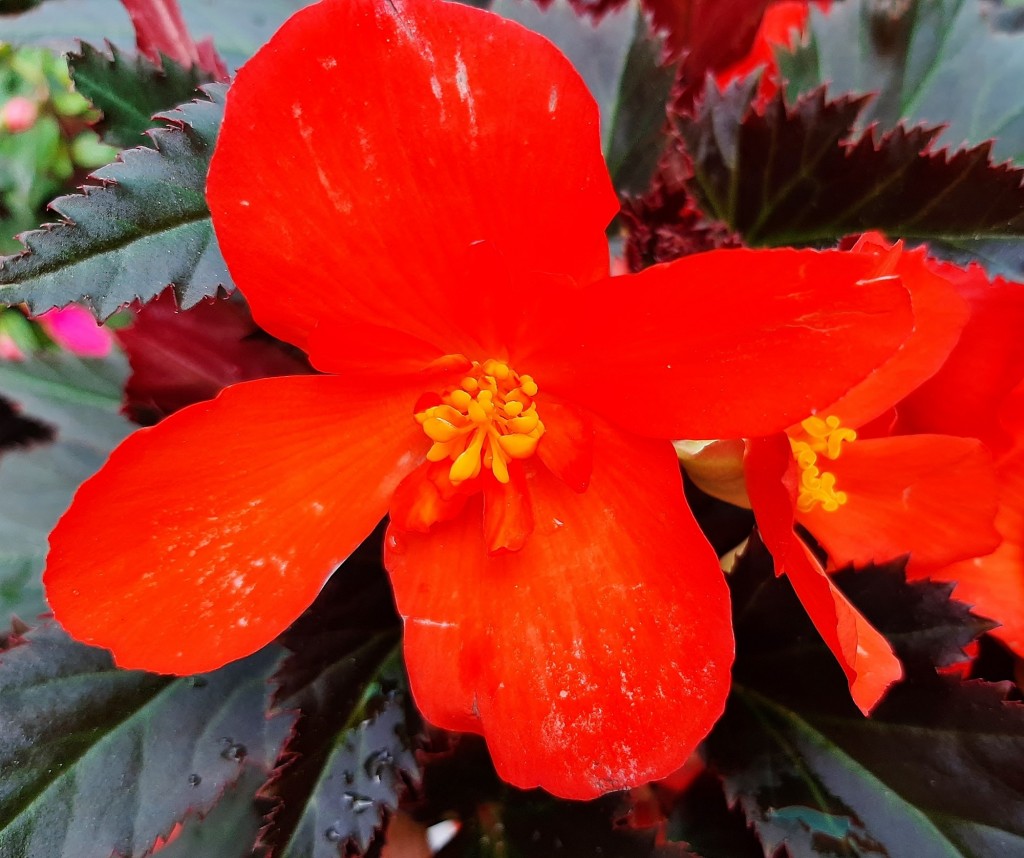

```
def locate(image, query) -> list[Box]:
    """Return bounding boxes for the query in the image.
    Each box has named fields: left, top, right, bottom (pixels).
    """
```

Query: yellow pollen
left=416, top=358, right=545, bottom=485
left=789, top=415, right=856, bottom=513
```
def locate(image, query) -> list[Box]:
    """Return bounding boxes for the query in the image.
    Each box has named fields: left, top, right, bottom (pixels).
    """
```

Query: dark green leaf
left=415, top=735, right=694, bottom=857
left=1, top=0, right=311, bottom=72
left=261, top=530, right=418, bottom=857
left=68, top=42, right=212, bottom=148
left=780, top=0, right=1024, bottom=164
left=155, top=769, right=268, bottom=858
left=705, top=536, right=1024, bottom=858
left=679, top=79, right=1024, bottom=249
left=664, top=771, right=764, bottom=858
left=0, top=84, right=232, bottom=319
left=0, top=350, right=132, bottom=621
left=0, top=625, right=291, bottom=858
left=490, top=0, right=674, bottom=193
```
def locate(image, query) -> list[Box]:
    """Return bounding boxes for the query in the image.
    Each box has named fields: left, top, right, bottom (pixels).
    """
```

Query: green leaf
left=67, top=42, right=212, bottom=148
left=261, top=530, right=419, bottom=857
left=780, top=0, right=1024, bottom=164
left=679, top=79, right=1024, bottom=250
left=0, top=625, right=291, bottom=858
left=705, top=537, right=1024, bottom=858
left=1, top=0, right=311, bottom=72
left=0, top=350, right=132, bottom=621
left=490, top=0, right=675, bottom=194
left=154, top=769, right=268, bottom=858
left=0, top=84, right=232, bottom=319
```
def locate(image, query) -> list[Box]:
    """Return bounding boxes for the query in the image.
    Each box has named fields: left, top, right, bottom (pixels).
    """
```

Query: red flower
left=687, top=237, right=1001, bottom=711
left=895, top=262, right=1024, bottom=655
left=45, top=0, right=916, bottom=798
left=714, top=1, right=832, bottom=105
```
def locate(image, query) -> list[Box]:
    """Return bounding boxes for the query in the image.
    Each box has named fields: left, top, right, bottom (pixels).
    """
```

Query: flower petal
left=745, top=435, right=902, bottom=713
left=207, top=0, right=618, bottom=353
left=922, top=445, right=1024, bottom=655
left=896, top=263, right=1024, bottom=454
left=45, top=374, right=427, bottom=674
left=800, top=435, right=1000, bottom=574
left=818, top=237, right=969, bottom=429
left=385, top=418, right=733, bottom=799
left=523, top=247, right=914, bottom=439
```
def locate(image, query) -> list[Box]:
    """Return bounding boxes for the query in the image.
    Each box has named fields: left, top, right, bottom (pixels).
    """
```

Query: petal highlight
left=385, top=419, right=733, bottom=799
left=45, top=374, right=427, bottom=674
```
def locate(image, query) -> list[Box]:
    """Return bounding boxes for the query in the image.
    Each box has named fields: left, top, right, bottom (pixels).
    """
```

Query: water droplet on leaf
left=364, top=749, right=393, bottom=779
left=324, top=826, right=344, bottom=842
left=221, top=742, right=247, bottom=762
left=343, top=792, right=375, bottom=814
left=188, top=773, right=202, bottom=787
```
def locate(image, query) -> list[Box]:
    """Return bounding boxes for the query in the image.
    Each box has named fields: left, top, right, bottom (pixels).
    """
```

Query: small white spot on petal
left=548, top=86, right=558, bottom=113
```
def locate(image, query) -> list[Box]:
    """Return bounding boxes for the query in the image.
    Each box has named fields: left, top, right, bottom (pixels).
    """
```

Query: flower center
left=416, top=358, right=545, bottom=485
left=789, top=415, right=856, bottom=513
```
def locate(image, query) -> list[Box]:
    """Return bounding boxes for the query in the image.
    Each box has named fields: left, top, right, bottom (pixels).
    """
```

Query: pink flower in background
left=35, top=306, right=113, bottom=357
left=0, top=96, right=39, bottom=133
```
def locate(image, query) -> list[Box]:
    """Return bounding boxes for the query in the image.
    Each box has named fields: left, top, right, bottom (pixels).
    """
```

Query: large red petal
left=819, top=237, right=969, bottom=429
left=523, top=247, right=914, bottom=439
left=45, top=374, right=428, bottom=674
left=385, top=419, right=733, bottom=799
left=745, top=435, right=902, bottom=713
left=207, top=0, right=618, bottom=355
left=800, top=435, right=1000, bottom=574
left=896, top=264, right=1024, bottom=454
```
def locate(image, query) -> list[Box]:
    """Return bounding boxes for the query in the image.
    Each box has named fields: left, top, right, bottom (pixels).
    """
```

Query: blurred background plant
left=0, top=39, right=117, bottom=355
left=0, top=41, right=116, bottom=253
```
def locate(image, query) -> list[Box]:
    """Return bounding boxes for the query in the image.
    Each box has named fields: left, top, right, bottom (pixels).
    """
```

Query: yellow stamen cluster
left=416, top=359, right=544, bottom=485
left=789, top=415, right=856, bottom=513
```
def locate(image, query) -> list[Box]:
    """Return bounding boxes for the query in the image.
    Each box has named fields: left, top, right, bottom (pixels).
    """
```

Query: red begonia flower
left=751, top=239, right=999, bottom=575
left=45, top=0, right=916, bottom=798
left=685, top=237, right=1000, bottom=710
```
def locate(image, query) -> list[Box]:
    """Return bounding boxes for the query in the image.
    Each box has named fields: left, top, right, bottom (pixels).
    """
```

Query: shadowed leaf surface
left=0, top=85, right=231, bottom=320
left=116, top=291, right=311, bottom=425
left=705, top=536, right=1024, bottom=858
left=0, top=351, right=131, bottom=621
left=415, top=735, right=696, bottom=857
left=259, top=530, right=418, bottom=857
left=67, top=42, right=213, bottom=148
left=0, top=626, right=290, bottom=858
left=154, top=769, right=268, bottom=858
left=679, top=79, right=1024, bottom=252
